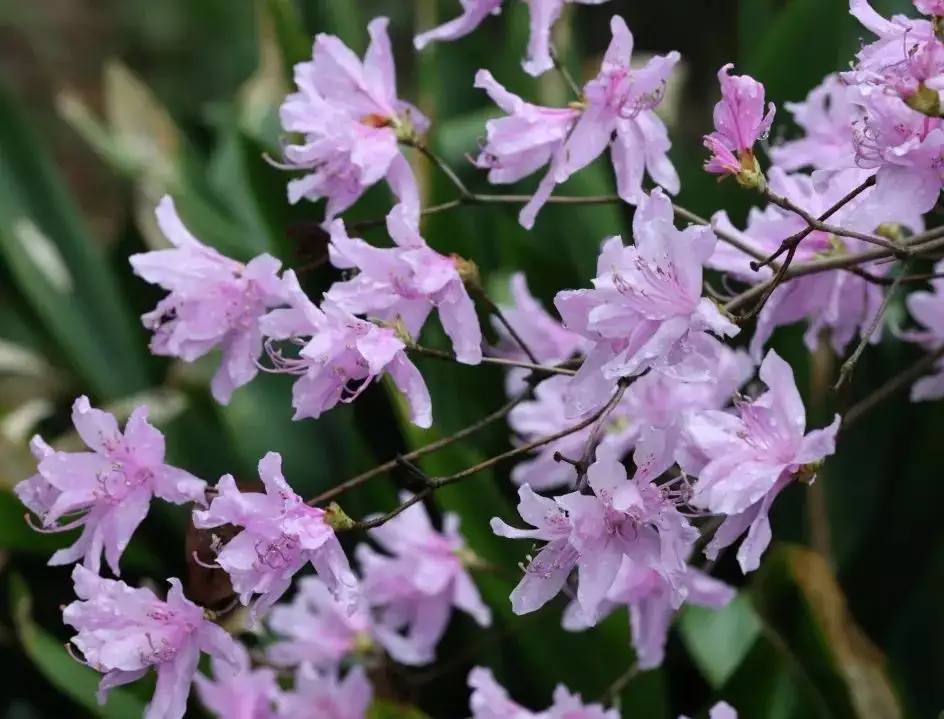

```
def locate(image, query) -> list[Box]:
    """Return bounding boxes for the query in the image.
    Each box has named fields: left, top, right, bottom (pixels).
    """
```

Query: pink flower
left=276, top=665, right=372, bottom=719
left=417, top=1, right=612, bottom=77
left=130, top=196, right=286, bottom=404
left=769, top=74, right=862, bottom=174
left=703, top=64, right=775, bottom=183
left=63, top=565, right=240, bottom=719
left=708, top=168, right=923, bottom=358
left=681, top=351, right=840, bottom=572
left=324, top=208, right=483, bottom=365
left=555, top=189, right=738, bottom=415
left=494, top=445, right=698, bottom=621
left=261, top=271, right=432, bottom=428
left=15, top=397, right=206, bottom=576
left=279, top=17, right=428, bottom=221
left=520, top=16, right=680, bottom=227
left=473, top=69, right=581, bottom=190
left=507, top=375, right=636, bottom=491
left=562, top=558, right=735, bottom=669
left=192, top=452, right=357, bottom=618
left=267, top=576, right=432, bottom=667
left=356, top=494, right=491, bottom=662
left=916, top=0, right=944, bottom=15
left=194, top=641, right=279, bottom=719
left=467, top=667, right=619, bottom=719
left=902, top=260, right=944, bottom=399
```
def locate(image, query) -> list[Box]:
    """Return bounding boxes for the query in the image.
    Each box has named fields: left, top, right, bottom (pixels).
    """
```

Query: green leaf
left=678, top=593, right=762, bottom=689
left=10, top=574, right=147, bottom=718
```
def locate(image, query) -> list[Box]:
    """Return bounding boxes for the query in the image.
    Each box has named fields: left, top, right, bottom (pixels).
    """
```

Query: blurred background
left=0, top=0, right=941, bottom=717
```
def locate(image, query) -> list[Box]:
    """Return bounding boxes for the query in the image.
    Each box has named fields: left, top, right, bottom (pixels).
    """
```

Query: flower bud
left=904, top=82, right=942, bottom=118
left=324, top=502, right=355, bottom=531
left=452, top=254, right=483, bottom=293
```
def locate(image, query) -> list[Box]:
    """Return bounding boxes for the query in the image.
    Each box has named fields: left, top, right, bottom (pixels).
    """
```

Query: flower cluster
left=25, top=0, right=944, bottom=716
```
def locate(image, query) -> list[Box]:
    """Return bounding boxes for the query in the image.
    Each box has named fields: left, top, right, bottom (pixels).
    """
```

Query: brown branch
left=409, top=344, right=576, bottom=376
left=476, top=292, right=540, bottom=364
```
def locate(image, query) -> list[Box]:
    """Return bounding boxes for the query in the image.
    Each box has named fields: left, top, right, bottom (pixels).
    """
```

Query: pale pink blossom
left=902, top=260, right=944, bottom=399
left=769, top=74, right=862, bottom=173
left=708, top=168, right=923, bottom=358
left=267, top=576, right=432, bottom=667
left=192, top=452, right=357, bottom=619
left=261, top=271, right=432, bottom=428
left=682, top=351, right=840, bottom=572
left=562, top=557, right=734, bottom=669
left=467, top=667, right=619, bottom=719
left=15, top=397, right=205, bottom=576
left=555, top=189, right=738, bottom=415
left=916, top=0, right=944, bottom=15
left=63, top=566, right=240, bottom=719
left=474, top=69, right=580, bottom=193
left=324, top=207, right=482, bottom=365
left=356, top=494, right=491, bottom=662
left=130, top=197, right=286, bottom=404
left=195, top=641, right=279, bottom=719
left=520, top=16, right=680, bottom=227
left=703, top=64, right=775, bottom=179
left=276, top=665, right=371, bottom=719
left=545, top=684, right=620, bottom=719
left=417, top=1, right=612, bottom=77
left=279, top=17, right=428, bottom=221
left=680, top=703, right=738, bottom=719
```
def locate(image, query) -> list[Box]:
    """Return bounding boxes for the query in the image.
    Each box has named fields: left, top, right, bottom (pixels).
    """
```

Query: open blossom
left=507, top=374, right=635, bottom=491
left=681, top=351, right=840, bottom=572
left=276, top=665, right=371, bottom=719
left=279, top=17, right=428, bottom=221
left=703, top=64, right=775, bottom=185
left=916, top=0, right=944, bottom=15
left=681, top=704, right=738, bottom=719
left=15, top=397, right=205, bottom=575
left=261, top=270, right=432, bottom=428
left=474, top=69, right=581, bottom=194
left=519, top=16, right=680, bottom=228
left=468, top=667, right=618, bottom=719
left=356, top=495, right=491, bottom=663
left=64, top=566, right=240, bottom=719
left=493, top=445, right=698, bottom=621
left=555, top=189, right=738, bottom=415
left=129, top=197, right=285, bottom=404
left=769, top=74, right=862, bottom=174
left=192, top=452, right=357, bottom=619
left=563, top=557, right=734, bottom=669
left=901, top=260, right=944, bottom=400
left=417, top=1, right=611, bottom=77
left=709, top=168, right=923, bottom=358
left=195, top=641, right=279, bottom=719
left=324, top=206, right=482, bottom=365
left=267, top=576, right=432, bottom=667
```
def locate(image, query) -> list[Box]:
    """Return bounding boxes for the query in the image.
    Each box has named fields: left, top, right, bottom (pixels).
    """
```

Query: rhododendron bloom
left=192, top=452, right=357, bottom=618
left=474, top=69, right=580, bottom=194
left=709, top=168, right=923, bottom=358
left=261, top=271, right=432, bottom=428
left=563, top=558, right=735, bottom=669
left=356, top=494, right=490, bottom=662
left=680, top=703, right=738, bottom=719
left=468, top=667, right=619, bottom=719
left=64, top=566, right=240, bottom=719
left=682, top=351, right=840, bottom=572
left=916, top=0, right=944, bottom=15
left=279, top=17, right=428, bottom=221
left=325, top=208, right=482, bottom=365
left=507, top=374, right=635, bottom=491
left=195, top=641, right=279, bottom=719
left=267, top=576, right=431, bottom=667
left=276, top=665, right=371, bottom=719
left=901, top=260, right=944, bottom=400
left=555, top=189, right=738, bottom=415
left=130, top=197, right=285, bottom=404
left=703, top=64, right=775, bottom=186
left=15, top=397, right=206, bottom=575
left=417, top=1, right=612, bottom=77
left=520, top=16, right=680, bottom=227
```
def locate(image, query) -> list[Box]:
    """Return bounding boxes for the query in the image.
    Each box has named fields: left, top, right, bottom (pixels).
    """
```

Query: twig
left=600, top=662, right=640, bottom=705
left=476, top=292, right=540, bottom=364
left=834, top=263, right=908, bottom=390
left=308, top=389, right=531, bottom=506
left=549, top=42, right=583, bottom=98
left=574, top=381, right=631, bottom=488
left=409, top=344, right=576, bottom=376
left=408, top=141, right=475, bottom=200
left=841, top=346, right=944, bottom=428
